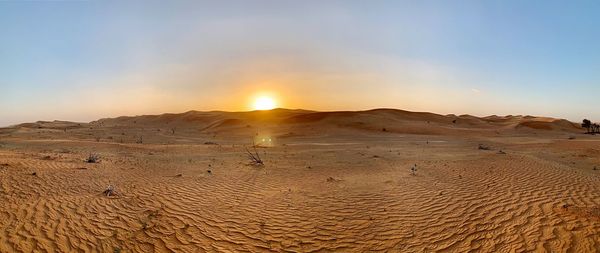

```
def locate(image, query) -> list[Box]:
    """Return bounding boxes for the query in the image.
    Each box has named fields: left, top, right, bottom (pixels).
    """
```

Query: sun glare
left=253, top=96, right=277, bottom=110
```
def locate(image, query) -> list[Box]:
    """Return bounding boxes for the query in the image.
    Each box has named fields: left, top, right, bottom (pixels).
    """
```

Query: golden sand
left=0, top=109, right=598, bottom=252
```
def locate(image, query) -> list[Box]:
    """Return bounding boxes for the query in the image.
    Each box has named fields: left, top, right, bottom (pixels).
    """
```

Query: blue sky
left=1, top=0, right=599, bottom=126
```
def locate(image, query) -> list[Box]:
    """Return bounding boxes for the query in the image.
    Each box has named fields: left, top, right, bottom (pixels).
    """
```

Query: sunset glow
left=2, top=2, right=600, bottom=251
left=1, top=1, right=600, bottom=126
left=252, top=96, right=277, bottom=110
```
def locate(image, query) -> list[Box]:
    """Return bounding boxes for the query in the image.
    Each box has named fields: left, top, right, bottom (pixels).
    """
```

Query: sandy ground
left=0, top=109, right=599, bottom=252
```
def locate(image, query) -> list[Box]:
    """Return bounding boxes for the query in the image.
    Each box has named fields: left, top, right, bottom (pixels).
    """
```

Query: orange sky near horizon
left=2, top=1, right=600, bottom=126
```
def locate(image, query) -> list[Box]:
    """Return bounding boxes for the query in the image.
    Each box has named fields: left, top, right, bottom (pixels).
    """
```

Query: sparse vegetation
left=103, top=185, right=117, bottom=197
left=478, top=144, right=491, bottom=150
left=582, top=119, right=600, bottom=134
left=582, top=119, right=592, bottom=133
left=245, top=143, right=264, bottom=166
left=86, top=153, right=100, bottom=163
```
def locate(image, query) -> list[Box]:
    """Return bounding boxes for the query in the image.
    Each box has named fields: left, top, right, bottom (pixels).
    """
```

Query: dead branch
left=245, top=142, right=264, bottom=166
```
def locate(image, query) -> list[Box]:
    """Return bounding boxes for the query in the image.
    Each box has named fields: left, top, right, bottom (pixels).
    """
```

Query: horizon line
left=2, top=107, right=593, bottom=128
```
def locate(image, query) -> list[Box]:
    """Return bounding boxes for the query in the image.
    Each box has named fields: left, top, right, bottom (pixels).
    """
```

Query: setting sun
left=252, top=96, right=277, bottom=110
left=4, top=2, right=600, bottom=251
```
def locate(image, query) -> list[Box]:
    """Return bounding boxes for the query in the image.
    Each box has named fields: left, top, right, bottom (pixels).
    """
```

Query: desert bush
left=86, top=153, right=100, bottom=163
left=245, top=144, right=264, bottom=166
left=103, top=185, right=117, bottom=196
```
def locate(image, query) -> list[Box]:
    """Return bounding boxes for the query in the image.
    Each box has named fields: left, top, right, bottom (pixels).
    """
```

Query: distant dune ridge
left=4, top=108, right=582, bottom=137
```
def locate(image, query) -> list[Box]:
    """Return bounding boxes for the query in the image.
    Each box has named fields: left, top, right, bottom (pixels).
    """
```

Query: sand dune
left=5, top=108, right=576, bottom=140
left=0, top=109, right=598, bottom=252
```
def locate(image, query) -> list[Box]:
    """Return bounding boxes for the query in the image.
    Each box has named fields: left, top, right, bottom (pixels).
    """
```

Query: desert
left=0, top=109, right=599, bottom=252
left=3, top=1, right=600, bottom=252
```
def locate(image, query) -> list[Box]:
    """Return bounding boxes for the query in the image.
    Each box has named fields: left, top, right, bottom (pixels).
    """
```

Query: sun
left=252, top=96, right=277, bottom=110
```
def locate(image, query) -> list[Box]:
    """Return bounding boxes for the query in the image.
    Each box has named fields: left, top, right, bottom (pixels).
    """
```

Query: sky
left=1, top=0, right=600, bottom=126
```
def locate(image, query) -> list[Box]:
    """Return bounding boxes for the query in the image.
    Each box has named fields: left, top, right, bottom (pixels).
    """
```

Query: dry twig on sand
left=478, top=144, right=491, bottom=150
left=245, top=143, right=264, bottom=166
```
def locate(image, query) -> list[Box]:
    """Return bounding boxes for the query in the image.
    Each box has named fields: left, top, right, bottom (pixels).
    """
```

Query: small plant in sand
left=245, top=143, right=264, bottom=166
left=86, top=153, right=100, bottom=163
left=478, top=144, right=491, bottom=150
left=410, top=164, right=417, bottom=175
left=103, top=185, right=118, bottom=197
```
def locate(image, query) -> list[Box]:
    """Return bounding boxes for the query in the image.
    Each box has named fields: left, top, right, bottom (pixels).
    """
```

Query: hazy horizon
left=2, top=0, right=600, bottom=126
left=0, top=106, right=589, bottom=128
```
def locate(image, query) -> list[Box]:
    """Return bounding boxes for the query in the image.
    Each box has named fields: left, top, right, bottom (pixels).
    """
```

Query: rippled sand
left=0, top=110, right=599, bottom=252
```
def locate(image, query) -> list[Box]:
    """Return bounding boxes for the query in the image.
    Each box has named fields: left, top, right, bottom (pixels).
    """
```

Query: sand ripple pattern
left=1, top=148, right=599, bottom=252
